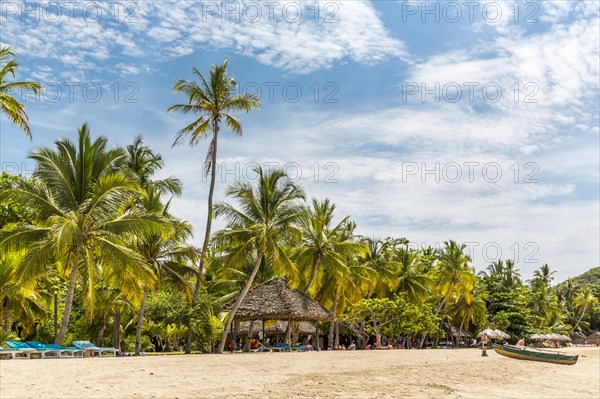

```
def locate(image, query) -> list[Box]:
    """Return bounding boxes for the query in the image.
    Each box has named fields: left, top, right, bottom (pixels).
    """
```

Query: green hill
left=557, top=267, right=600, bottom=295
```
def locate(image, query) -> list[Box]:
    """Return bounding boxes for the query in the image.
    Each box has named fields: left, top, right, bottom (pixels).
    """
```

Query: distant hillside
left=557, top=267, right=600, bottom=295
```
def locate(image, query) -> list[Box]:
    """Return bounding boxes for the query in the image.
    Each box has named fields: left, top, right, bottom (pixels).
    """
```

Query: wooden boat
left=492, top=344, right=578, bottom=365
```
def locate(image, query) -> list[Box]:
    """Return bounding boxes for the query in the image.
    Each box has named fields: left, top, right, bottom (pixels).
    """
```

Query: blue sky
left=1, top=0, right=599, bottom=282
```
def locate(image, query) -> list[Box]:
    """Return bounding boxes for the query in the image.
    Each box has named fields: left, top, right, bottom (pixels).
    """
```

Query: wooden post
left=315, top=322, right=320, bottom=350
left=286, top=318, right=292, bottom=352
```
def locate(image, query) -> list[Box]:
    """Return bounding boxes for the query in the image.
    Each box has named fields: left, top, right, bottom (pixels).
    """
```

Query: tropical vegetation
left=1, top=57, right=599, bottom=353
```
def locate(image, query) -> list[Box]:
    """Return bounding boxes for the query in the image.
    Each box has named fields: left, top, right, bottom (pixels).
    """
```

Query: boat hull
left=492, top=344, right=578, bottom=365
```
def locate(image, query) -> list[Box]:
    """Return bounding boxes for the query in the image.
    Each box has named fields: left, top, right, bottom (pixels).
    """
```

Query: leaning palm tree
left=168, top=60, right=260, bottom=352
left=0, top=124, right=160, bottom=343
left=0, top=47, right=41, bottom=139
left=447, top=291, right=487, bottom=347
left=212, top=166, right=305, bottom=353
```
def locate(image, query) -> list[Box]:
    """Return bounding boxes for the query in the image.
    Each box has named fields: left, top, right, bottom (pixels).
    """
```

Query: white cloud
left=1, top=0, right=407, bottom=76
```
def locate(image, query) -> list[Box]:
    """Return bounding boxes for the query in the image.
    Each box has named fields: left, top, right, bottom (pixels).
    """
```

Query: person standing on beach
left=481, top=334, right=489, bottom=357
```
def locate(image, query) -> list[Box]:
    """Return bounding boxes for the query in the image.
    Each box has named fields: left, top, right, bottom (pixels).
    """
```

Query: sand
left=1, top=347, right=598, bottom=398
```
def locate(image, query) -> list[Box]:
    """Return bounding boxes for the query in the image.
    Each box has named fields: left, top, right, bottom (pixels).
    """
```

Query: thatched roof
left=237, top=320, right=320, bottom=336
left=442, top=323, right=473, bottom=338
left=587, top=331, right=600, bottom=343
left=222, top=279, right=334, bottom=322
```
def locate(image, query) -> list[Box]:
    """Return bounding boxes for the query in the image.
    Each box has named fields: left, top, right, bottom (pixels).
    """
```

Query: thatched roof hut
left=442, top=323, right=473, bottom=338
left=571, top=331, right=586, bottom=344
left=587, top=331, right=600, bottom=345
left=222, top=279, right=334, bottom=322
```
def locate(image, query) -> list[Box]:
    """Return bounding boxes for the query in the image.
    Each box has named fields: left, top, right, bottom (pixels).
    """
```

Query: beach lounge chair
left=0, top=348, right=22, bottom=359
left=3, top=341, right=51, bottom=359
left=26, top=341, right=83, bottom=358
left=275, top=342, right=309, bottom=352
left=71, top=341, right=118, bottom=357
left=253, top=342, right=285, bottom=353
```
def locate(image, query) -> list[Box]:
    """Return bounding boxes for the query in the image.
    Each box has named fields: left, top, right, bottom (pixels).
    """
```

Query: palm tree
left=572, top=288, right=598, bottom=332
left=531, top=263, right=555, bottom=291
left=434, top=241, right=476, bottom=310
left=390, top=246, right=429, bottom=304
left=132, top=190, right=199, bottom=355
left=168, top=60, right=260, bottom=352
left=0, top=47, right=41, bottom=139
left=0, top=250, right=45, bottom=332
left=359, top=237, right=395, bottom=297
left=502, top=260, right=521, bottom=291
left=530, top=284, right=560, bottom=327
left=426, top=241, right=475, bottom=347
left=447, top=291, right=487, bottom=346
left=296, top=198, right=366, bottom=295
left=212, top=166, right=305, bottom=353
left=121, top=137, right=196, bottom=355
left=317, top=221, right=368, bottom=348
left=0, top=124, right=160, bottom=343
left=123, top=136, right=182, bottom=197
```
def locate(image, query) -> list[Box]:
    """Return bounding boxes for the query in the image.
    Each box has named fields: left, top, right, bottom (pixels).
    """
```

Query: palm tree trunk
left=457, top=314, right=466, bottom=349
left=369, top=308, right=380, bottom=336
left=112, top=311, right=121, bottom=350
left=54, top=267, right=78, bottom=344
left=135, top=288, right=148, bottom=355
left=3, top=299, right=11, bottom=331
left=53, top=294, right=58, bottom=339
left=304, top=256, right=319, bottom=294
left=286, top=318, right=292, bottom=352
left=572, top=304, right=588, bottom=332
left=328, top=288, right=338, bottom=349
left=96, top=319, right=106, bottom=346
left=185, top=273, right=202, bottom=353
left=186, top=129, right=219, bottom=353
left=419, top=297, right=448, bottom=349
left=244, top=321, right=254, bottom=352
left=217, top=250, right=263, bottom=353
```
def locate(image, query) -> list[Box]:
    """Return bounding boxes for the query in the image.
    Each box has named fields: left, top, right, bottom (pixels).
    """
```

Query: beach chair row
left=0, top=340, right=118, bottom=359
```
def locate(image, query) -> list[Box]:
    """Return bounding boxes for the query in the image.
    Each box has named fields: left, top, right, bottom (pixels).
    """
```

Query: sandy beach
left=1, top=347, right=598, bottom=398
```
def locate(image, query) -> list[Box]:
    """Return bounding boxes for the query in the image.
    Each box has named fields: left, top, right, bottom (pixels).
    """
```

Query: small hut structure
left=587, top=331, right=600, bottom=346
left=571, top=331, right=587, bottom=345
left=442, top=323, right=473, bottom=343
left=222, top=279, right=334, bottom=349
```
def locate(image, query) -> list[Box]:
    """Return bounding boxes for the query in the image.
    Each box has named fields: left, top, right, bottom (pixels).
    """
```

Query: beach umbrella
left=529, top=333, right=545, bottom=341
left=477, top=328, right=498, bottom=339
left=494, top=329, right=510, bottom=339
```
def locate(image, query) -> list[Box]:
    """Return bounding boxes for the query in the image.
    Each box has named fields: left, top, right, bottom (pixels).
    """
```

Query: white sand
left=1, top=347, right=598, bottom=398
